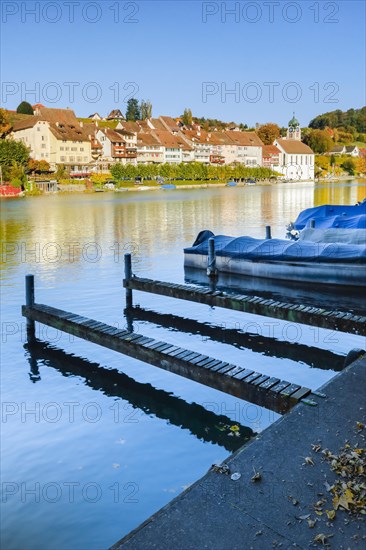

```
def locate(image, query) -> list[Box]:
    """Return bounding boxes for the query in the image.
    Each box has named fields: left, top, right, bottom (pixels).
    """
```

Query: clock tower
left=287, top=113, right=301, bottom=141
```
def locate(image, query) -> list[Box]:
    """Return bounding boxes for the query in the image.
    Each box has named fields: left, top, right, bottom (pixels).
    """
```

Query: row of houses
left=7, top=107, right=315, bottom=180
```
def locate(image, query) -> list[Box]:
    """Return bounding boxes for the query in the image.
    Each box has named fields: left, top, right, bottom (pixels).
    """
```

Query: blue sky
left=1, top=0, right=365, bottom=126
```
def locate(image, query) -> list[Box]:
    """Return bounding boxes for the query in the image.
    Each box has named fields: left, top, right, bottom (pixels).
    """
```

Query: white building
left=274, top=115, right=315, bottom=180
left=10, top=107, right=93, bottom=175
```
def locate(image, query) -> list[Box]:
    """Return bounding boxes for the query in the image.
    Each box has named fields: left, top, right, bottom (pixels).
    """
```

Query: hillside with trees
left=309, top=107, right=366, bottom=136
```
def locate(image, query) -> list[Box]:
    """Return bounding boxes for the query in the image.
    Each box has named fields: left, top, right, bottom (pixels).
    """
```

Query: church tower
left=287, top=113, right=301, bottom=140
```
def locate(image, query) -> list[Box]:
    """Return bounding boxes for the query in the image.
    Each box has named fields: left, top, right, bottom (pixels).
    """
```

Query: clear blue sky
left=1, top=0, right=365, bottom=126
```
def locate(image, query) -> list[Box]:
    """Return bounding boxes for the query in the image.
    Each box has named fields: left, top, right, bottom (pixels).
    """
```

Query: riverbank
left=112, top=353, right=366, bottom=550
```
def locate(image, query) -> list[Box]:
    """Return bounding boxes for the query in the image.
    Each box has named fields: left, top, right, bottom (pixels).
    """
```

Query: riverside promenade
left=112, top=354, right=366, bottom=550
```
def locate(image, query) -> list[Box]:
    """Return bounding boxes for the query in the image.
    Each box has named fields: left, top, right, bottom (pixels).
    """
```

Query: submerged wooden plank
left=22, top=303, right=315, bottom=413
left=123, top=276, right=365, bottom=335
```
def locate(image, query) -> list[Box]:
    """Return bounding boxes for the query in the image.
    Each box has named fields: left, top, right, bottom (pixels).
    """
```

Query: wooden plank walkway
left=124, top=276, right=366, bottom=335
left=125, top=306, right=345, bottom=371
left=22, top=303, right=312, bottom=413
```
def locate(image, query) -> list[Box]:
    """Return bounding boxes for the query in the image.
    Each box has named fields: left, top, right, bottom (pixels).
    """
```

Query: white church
left=274, top=115, right=315, bottom=181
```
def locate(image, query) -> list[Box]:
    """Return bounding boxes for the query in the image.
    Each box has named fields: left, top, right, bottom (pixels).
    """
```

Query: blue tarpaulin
left=185, top=233, right=366, bottom=263
left=293, top=202, right=366, bottom=230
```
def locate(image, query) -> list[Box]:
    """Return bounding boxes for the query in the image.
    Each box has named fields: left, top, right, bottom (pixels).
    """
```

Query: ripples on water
left=1, top=181, right=365, bottom=550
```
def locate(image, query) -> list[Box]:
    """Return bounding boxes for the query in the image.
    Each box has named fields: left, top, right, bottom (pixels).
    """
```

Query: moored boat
left=184, top=230, right=366, bottom=288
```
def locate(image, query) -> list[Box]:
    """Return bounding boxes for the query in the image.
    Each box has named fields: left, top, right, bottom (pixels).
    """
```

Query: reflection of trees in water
left=2, top=182, right=363, bottom=278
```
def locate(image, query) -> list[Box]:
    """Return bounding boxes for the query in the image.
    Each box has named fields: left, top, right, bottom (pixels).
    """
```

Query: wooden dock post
left=265, top=225, right=272, bottom=239
left=25, top=274, right=35, bottom=341
left=207, top=237, right=217, bottom=278
left=124, top=254, right=133, bottom=308
left=310, top=219, right=316, bottom=228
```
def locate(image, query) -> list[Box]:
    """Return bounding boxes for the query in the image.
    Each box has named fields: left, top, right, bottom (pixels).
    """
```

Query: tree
left=125, top=99, right=141, bottom=121
left=330, top=154, right=336, bottom=167
left=8, top=160, right=27, bottom=186
left=0, top=108, right=11, bottom=137
left=181, top=108, right=193, bottom=127
left=0, top=139, right=30, bottom=180
left=16, top=101, right=34, bottom=115
left=303, top=129, right=332, bottom=153
left=55, top=164, right=67, bottom=181
left=341, top=158, right=356, bottom=175
left=256, top=123, right=280, bottom=145
left=140, top=100, right=152, bottom=120
left=28, top=159, right=51, bottom=174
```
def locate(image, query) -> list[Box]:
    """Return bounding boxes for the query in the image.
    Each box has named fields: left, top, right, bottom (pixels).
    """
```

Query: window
left=41, top=144, right=46, bottom=149
left=71, top=147, right=77, bottom=151
left=37, top=127, right=40, bottom=132
left=80, top=147, right=84, bottom=151
left=60, top=156, right=66, bottom=161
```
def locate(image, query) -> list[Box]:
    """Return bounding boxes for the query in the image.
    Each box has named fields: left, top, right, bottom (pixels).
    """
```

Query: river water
left=1, top=180, right=365, bottom=550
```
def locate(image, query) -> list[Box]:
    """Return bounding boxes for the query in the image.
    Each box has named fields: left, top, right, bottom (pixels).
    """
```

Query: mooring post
left=310, top=219, right=316, bottom=228
left=265, top=225, right=272, bottom=239
left=124, top=253, right=133, bottom=308
left=207, top=237, right=217, bottom=278
left=25, top=274, right=35, bottom=341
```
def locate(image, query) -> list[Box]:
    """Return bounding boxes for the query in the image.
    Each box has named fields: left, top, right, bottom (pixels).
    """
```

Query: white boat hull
left=184, top=253, right=366, bottom=287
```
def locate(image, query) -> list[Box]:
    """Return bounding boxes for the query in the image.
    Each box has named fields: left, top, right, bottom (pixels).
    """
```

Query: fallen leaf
left=314, top=533, right=328, bottom=545
left=230, top=425, right=240, bottom=432
left=333, top=488, right=355, bottom=511
left=304, top=456, right=315, bottom=466
left=307, top=518, right=317, bottom=528
left=326, top=509, right=336, bottom=520
left=251, top=471, right=262, bottom=482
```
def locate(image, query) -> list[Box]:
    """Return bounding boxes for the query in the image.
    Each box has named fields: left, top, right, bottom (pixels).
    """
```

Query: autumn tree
left=125, top=98, right=141, bottom=121
left=303, top=129, right=332, bottom=153
left=0, top=139, right=30, bottom=180
left=0, top=108, right=11, bottom=137
left=256, top=123, right=281, bottom=145
left=16, top=101, right=34, bottom=115
left=140, top=100, right=152, bottom=120
left=341, top=158, right=356, bottom=175
left=181, top=108, right=193, bottom=127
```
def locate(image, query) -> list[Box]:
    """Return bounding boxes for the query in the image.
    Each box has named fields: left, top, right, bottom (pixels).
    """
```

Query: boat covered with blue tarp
left=184, top=230, right=366, bottom=287
left=293, top=201, right=366, bottom=230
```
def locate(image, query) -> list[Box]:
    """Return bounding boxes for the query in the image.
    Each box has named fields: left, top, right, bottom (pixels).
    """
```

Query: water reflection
left=1, top=180, right=365, bottom=282
left=185, top=267, right=366, bottom=315
left=24, top=340, right=255, bottom=452
left=125, top=306, right=345, bottom=371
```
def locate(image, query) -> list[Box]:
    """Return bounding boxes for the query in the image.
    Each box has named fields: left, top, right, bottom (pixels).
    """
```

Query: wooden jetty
left=22, top=255, right=365, bottom=414
left=125, top=306, right=345, bottom=371
left=22, top=274, right=314, bottom=414
left=123, top=276, right=366, bottom=335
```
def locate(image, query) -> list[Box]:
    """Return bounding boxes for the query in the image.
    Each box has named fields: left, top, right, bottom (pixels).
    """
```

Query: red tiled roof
left=224, top=131, right=264, bottom=147
left=263, top=145, right=281, bottom=155
left=276, top=139, right=314, bottom=154
left=153, top=130, right=192, bottom=150
left=137, top=133, right=161, bottom=147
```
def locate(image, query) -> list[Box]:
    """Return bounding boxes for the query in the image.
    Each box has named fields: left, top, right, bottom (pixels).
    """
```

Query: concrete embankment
left=111, top=354, right=366, bottom=550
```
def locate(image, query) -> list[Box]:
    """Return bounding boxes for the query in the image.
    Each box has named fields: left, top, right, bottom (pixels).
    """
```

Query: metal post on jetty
left=207, top=237, right=217, bottom=278
left=124, top=253, right=133, bottom=309
left=265, top=225, right=272, bottom=239
left=25, top=274, right=35, bottom=341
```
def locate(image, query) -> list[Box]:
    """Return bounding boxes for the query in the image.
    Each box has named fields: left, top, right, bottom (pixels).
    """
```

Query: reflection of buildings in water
left=2, top=182, right=364, bottom=279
